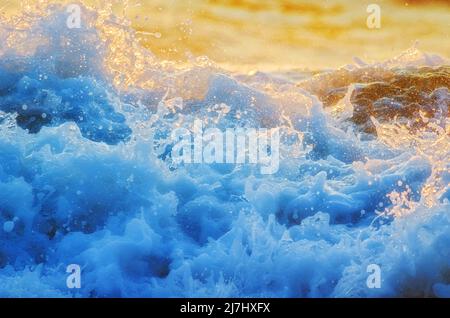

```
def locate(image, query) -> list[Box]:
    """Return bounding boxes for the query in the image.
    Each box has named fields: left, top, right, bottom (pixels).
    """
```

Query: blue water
left=0, top=5, right=449, bottom=297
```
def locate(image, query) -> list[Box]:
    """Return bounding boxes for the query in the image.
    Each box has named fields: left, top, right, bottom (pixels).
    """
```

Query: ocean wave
left=0, top=3, right=449, bottom=297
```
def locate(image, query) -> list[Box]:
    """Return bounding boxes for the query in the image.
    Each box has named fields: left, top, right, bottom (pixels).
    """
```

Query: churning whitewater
left=0, top=4, right=449, bottom=297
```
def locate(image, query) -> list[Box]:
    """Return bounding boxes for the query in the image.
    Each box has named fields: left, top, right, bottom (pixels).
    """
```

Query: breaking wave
left=0, top=3, right=449, bottom=297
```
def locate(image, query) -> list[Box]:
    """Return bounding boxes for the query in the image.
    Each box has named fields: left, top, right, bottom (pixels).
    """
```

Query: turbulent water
left=0, top=4, right=449, bottom=297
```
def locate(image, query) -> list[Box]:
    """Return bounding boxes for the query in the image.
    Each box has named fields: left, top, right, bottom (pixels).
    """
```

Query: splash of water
left=0, top=2, right=449, bottom=298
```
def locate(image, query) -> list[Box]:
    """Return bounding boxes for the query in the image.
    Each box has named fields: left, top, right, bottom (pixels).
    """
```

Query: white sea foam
left=0, top=3, right=449, bottom=297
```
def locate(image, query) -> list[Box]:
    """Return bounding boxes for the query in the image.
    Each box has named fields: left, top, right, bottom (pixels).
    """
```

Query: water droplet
left=3, top=221, right=14, bottom=233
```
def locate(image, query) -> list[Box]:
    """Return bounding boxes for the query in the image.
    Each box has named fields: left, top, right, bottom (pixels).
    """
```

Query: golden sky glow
left=2, top=0, right=449, bottom=71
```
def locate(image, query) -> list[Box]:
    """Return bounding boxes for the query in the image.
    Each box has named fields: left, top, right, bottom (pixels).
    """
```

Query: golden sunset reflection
left=131, top=0, right=448, bottom=71
left=2, top=0, right=449, bottom=71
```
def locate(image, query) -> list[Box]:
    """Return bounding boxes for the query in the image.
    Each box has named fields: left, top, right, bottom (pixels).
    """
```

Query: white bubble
left=3, top=221, right=14, bottom=233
